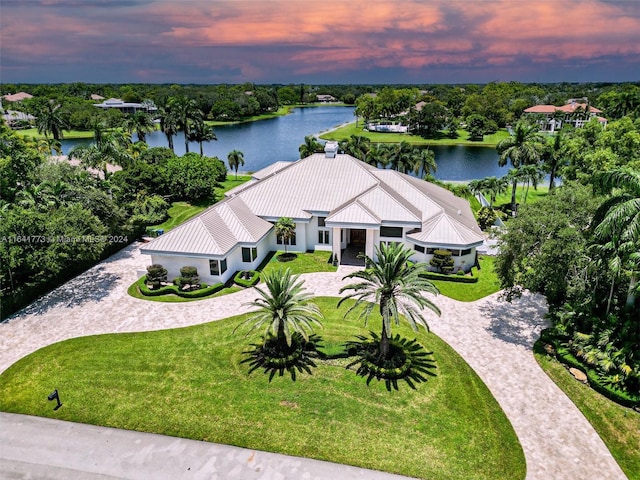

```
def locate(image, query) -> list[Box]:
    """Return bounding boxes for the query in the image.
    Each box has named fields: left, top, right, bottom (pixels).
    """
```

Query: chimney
left=324, top=141, right=338, bottom=158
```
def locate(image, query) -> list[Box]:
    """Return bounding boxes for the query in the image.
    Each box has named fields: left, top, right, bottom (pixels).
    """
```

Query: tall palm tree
left=496, top=121, right=545, bottom=212
left=517, top=164, right=545, bottom=204
left=339, top=242, right=440, bottom=359
left=275, top=217, right=295, bottom=254
left=542, top=131, right=566, bottom=191
left=298, top=135, right=322, bottom=158
left=342, top=135, right=372, bottom=163
left=188, top=119, right=217, bottom=156
left=34, top=100, right=67, bottom=141
left=158, top=106, right=178, bottom=152
left=227, top=149, right=245, bottom=180
left=125, top=111, right=155, bottom=143
left=412, top=147, right=436, bottom=178
left=484, top=176, right=509, bottom=207
left=237, top=268, right=323, bottom=347
left=167, top=96, right=201, bottom=153
left=387, top=141, right=414, bottom=174
left=592, top=168, right=640, bottom=309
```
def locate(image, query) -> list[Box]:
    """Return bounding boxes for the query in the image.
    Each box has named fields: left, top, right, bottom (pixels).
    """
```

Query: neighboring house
left=316, top=94, right=337, bottom=103
left=140, top=142, right=484, bottom=284
left=523, top=100, right=607, bottom=132
left=1, top=110, right=35, bottom=128
left=90, top=94, right=105, bottom=100
left=2, top=92, right=33, bottom=102
left=93, top=98, right=157, bottom=114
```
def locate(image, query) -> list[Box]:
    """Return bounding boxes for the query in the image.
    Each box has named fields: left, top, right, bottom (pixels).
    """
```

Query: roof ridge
left=374, top=177, right=423, bottom=221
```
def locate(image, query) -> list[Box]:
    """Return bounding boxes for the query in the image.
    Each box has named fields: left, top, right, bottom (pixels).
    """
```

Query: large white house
left=140, top=143, right=485, bottom=284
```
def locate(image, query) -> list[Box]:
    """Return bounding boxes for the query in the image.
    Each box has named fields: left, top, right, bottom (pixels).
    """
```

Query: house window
left=276, top=231, right=296, bottom=246
left=318, top=230, right=330, bottom=244
left=414, top=245, right=425, bottom=253
left=426, top=248, right=437, bottom=254
left=209, top=258, right=227, bottom=276
left=318, top=217, right=326, bottom=227
left=461, top=248, right=472, bottom=256
left=242, top=247, right=258, bottom=263
left=380, top=226, right=403, bottom=238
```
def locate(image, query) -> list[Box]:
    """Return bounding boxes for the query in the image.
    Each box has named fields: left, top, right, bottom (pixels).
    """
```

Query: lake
left=60, top=106, right=508, bottom=181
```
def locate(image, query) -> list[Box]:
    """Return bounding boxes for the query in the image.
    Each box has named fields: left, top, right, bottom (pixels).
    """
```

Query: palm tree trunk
left=549, top=168, right=556, bottom=191
left=199, top=142, right=204, bottom=156
left=511, top=179, right=518, bottom=214
left=626, top=273, right=638, bottom=310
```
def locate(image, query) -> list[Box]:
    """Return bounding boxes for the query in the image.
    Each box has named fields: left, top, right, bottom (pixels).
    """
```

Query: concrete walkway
left=0, top=243, right=627, bottom=479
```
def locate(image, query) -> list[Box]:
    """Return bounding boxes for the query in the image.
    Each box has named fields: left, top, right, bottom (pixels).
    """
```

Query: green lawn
left=493, top=185, right=550, bottom=208
left=260, top=250, right=337, bottom=275
left=16, top=128, right=95, bottom=140
left=430, top=256, right=501, bottom=302
left=149, top=175, right=253, bottom=233
left=320, top=122, right=511, bottom=147
left=534, top=351, right=640, bottom=480
left=0, top=297, right=525, bottom=480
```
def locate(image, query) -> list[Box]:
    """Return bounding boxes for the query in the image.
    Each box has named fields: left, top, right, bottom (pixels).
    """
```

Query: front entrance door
left=350, top=229, right=366, bottom=247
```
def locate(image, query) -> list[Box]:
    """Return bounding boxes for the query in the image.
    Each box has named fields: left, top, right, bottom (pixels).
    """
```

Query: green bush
left=429, top=249, right=454, bottom=274
left=420, top=272, right=478, bottom=283
left=234, top=270, right=260, bottom=288
left=138, top=276, right=223, bottom=299
left=536, top=329, right=640, bottom=408
left=146, top=264, right=168, bottom=288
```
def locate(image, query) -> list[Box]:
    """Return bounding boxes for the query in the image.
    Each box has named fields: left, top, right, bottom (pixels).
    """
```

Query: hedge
left=138, top=276, right=223, bottom=298
left=536, top=328, right=640, bottom=408
left=234, top=270, right=260, bottom=288
left=420, top=272, right=479, bottom=283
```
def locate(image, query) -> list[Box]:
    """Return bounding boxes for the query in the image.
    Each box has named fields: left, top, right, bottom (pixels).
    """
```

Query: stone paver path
left=0, top=243, right=627, bottom=479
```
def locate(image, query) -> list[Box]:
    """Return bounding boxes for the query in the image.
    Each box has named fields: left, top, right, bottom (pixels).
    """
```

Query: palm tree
left=188, top=119, right=217, bottom=156
left=237, top=268, right=323, bottom=347
left=542, top=131, right=566, bottom=191
left=167, top=96, right=201, bottom=153
left=412, top=147, right=436, bottom=178
left=227, top=149, right=245, bottom=180
left=34, top=100, right=67, bottom=141
left=484, top=176, right=509, bottom=207
left=387, top=141, right=414, bottom=174
left=125, top=111, right=155, bottom=143
left=298, top=135, right=322, bottom=158
left=496, top=121, right=545, bottom=212
left=592, top=168, right=640, bottom=309
left=339, top=242, right=440, bottom=359
left=517, top=164, right=545, bottom=204
left=158, top=106, right=178, bottom=152
left=36, top=137, right=62, bottom=156
left=275, top=217, right=296, bottom=254
left=342, top=135, right=372, bottom=163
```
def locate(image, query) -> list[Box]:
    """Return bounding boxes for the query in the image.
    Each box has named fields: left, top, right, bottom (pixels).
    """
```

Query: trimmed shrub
left=429, top=249, right=454, bottom=274
left=420, top=271, right=478, bottom=283
left=138, top=276, right=223, bottom=299
left=146, top=264, right=168, bottom=289
left=234, top=270, right=260, bottom=288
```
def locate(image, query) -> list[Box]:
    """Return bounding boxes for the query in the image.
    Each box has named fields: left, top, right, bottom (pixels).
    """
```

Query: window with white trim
left=318, top=230, right=330, bottom=244
left=242, top=247, right=258, bottom=263
left=414, top=245, right=425, bottom=253
left=380, top=226, right=403, bottom=238
left=209, top=258, right=227, bottom=276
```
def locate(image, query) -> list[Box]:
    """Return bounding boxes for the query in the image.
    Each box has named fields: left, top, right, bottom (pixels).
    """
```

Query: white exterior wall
left=271, top=222, right=308, bottom=253
left=148, top=235, right=272, bottom=286
left=305, top=217, right=333, bottom=252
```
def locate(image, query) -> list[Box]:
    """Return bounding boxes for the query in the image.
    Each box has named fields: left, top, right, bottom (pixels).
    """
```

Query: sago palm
left=237, top=268, right=323, bottom=347
left=339, top=242, right=440, bottom=359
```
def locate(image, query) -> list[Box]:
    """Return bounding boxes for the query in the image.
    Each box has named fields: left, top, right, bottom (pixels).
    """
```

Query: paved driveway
left=0, top=243, right=627, bottom=479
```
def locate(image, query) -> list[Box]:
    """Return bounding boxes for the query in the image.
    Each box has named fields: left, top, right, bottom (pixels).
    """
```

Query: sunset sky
left=2, top=0, right=639, bottom=84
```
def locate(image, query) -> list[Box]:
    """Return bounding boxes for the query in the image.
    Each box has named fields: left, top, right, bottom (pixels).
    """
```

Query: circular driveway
left=0, top=243, right=626, bottom=479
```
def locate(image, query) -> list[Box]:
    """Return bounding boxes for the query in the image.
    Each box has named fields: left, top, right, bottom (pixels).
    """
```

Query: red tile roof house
left=523, top=100, right=607, bottom=132
left=1, top=92, right=34, bottom=102
left=141, top=142, right=485, bottom=285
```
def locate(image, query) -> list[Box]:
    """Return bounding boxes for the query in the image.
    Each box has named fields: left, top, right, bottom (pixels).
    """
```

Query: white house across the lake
left=140, top=142, right=485, bottom=284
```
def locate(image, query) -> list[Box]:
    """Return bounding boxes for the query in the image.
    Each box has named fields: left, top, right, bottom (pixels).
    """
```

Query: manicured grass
left=493, top=185, right=549, bottom=208
left=127, top=276, right=242, bottom=303
left=429, top=256, right=501, bottom=302
left=534, top=351, right=640, bottom=480
left=260, top=250, right=337, bottom=275
left=0, top=297, right=525, bottom=480
left=149, top=176, right=252, bottom=233
left=320, top=122, right=511, bottom=147
left=149, top=201, right=208, bottom=233
left=16, top=128, right=95, bottom=140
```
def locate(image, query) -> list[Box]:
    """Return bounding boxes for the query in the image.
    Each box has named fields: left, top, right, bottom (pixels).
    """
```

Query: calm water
left=60, top=106, right=507, bottom=180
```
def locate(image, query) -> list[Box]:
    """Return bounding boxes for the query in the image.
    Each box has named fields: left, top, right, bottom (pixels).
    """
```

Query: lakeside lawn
left=534, top=350, right=640, bottom=480
left=149, top=175, right=253, bottom=233
left=16, top=128, right=95, bottom=140
left=493, top=185, right=550, bottom=208
left=320, top=122, right=511, bottom=147
left=0, top=297, right=525, bottom=480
